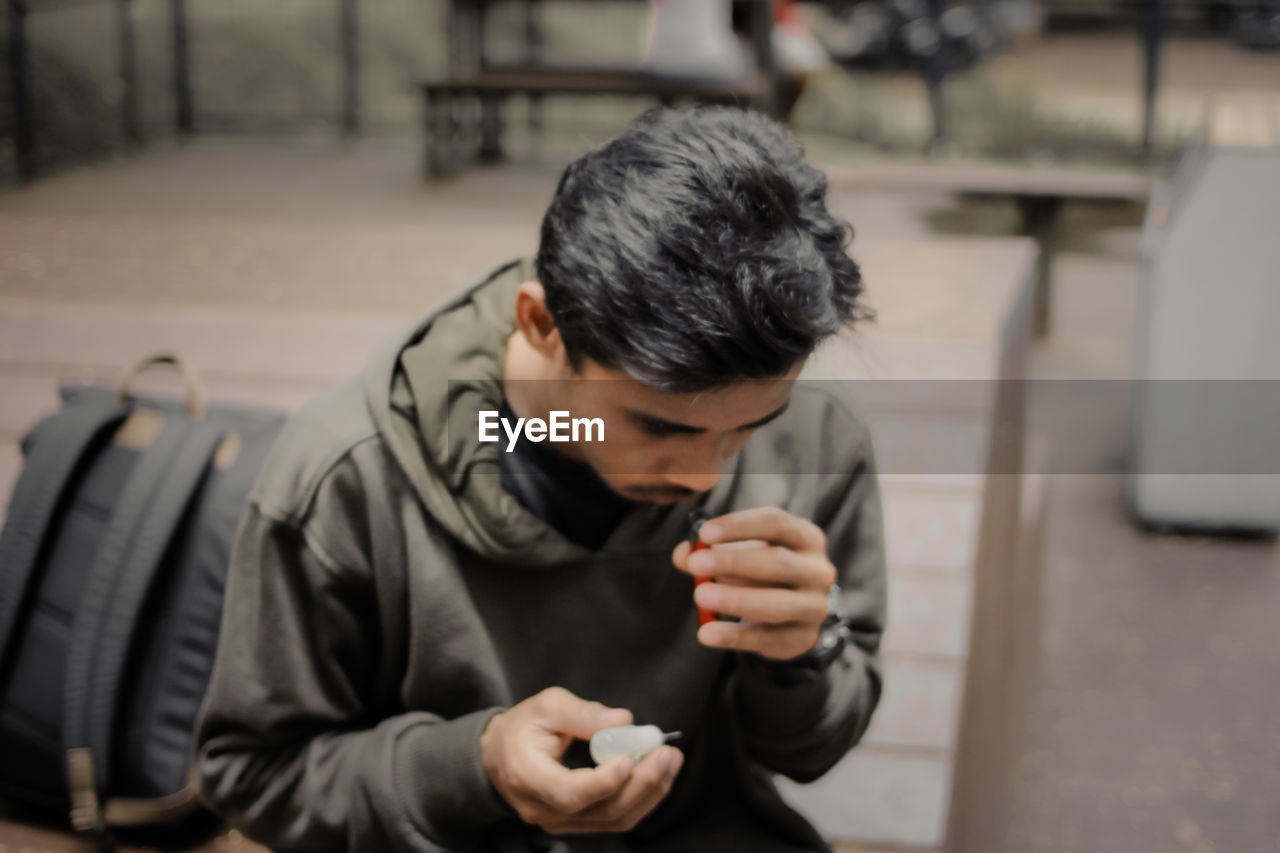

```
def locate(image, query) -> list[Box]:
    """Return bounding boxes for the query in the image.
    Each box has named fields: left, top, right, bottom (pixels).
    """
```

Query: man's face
left=547, top=360, right=800, bottom=504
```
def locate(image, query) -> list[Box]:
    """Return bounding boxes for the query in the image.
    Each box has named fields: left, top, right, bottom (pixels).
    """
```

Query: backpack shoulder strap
left=61, top=416, right=223, bottom=831
left=0, top=398, right=130, bottom=667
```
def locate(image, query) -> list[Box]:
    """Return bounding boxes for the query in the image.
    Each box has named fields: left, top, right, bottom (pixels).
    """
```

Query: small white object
left=589, top=725, right=680, bottom=765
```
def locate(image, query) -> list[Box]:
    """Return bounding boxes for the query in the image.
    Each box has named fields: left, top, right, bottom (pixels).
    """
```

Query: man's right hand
left=479, top=686, right=684, bottom=836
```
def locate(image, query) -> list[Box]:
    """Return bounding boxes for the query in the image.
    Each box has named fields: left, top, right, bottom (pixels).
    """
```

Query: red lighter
left=688, top=509, right=715, bottom=627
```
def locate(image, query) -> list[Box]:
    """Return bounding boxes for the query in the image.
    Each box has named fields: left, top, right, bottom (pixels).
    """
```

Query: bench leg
left=422, top=90, right=437, bottom=179
left=1140, top=0, right=1171, bottom=156
left=479, top=93, right=505, bottom=163
left=528, top=92, right=544, bottom=134
left=925, top=71, right=947, bottom=157
left=1017, top=196, right=1064, bottom=338
left=424, top=90, right=461, bottom=179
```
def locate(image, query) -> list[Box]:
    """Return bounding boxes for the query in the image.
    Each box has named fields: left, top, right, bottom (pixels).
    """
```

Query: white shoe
left=641, top=0, right=754, bottom=83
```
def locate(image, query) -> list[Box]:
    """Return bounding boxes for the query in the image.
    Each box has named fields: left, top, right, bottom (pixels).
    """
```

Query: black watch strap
left=750, top=585, right=852, bottom=686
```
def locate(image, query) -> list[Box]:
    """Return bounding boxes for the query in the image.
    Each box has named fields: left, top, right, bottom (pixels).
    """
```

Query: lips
left=625, top=486, right=696, bottom=503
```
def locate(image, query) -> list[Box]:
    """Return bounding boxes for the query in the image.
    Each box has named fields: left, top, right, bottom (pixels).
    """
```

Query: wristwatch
left=752, top=584, right=853, bottom=686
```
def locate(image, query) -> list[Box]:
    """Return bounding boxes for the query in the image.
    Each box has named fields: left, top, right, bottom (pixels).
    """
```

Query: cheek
left=596, top=425, right=669, bottom=468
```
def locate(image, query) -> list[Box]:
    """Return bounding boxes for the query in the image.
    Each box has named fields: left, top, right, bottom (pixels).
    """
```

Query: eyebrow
left=624, top=401, right=790, bottom=435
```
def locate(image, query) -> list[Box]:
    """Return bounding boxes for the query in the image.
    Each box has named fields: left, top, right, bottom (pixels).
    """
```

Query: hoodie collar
left=363, top=259, right=737, bottom=567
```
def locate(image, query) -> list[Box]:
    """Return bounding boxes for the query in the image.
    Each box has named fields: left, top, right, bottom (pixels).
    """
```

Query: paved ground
left=1, top=132, right=1278, bottom=853
left=1010, top=246, right=1280, bottom=852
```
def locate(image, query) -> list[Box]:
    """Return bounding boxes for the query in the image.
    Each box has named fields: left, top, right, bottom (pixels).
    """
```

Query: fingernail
left=693, top=584, right=720, bottom=609
left=698, top=623, right=729, bottom=646
left=688, top=551, right=715, bottom=574
left=700, top=523, right=723, bottom=543
left=616, top=757, right=635, bottom=780
left=665, top=750, right=683, bottom=777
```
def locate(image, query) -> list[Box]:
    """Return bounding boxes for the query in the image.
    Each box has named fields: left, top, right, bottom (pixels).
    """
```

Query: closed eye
left=632, top=414, right=703, bottom=437
left=625, top=401, right=789, bottom=437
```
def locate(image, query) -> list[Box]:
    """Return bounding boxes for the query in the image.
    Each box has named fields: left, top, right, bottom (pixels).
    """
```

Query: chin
left=638, top=493, right=688, bottom=506
left=615, top=484, right=699, bottom=505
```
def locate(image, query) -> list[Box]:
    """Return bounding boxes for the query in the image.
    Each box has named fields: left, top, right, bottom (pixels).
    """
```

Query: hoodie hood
left=362, top=259, right=610, bottom=567
left=360, top=257, right=706, bottom=563
left=363, top=258, right=739, bottom=568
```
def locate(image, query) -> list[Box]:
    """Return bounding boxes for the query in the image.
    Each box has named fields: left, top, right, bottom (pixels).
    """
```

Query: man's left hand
left=671, top=507, right=835, bottom=661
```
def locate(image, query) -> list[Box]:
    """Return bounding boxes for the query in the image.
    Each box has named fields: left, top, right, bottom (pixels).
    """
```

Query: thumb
left=536, top=687, right=633, bottom=740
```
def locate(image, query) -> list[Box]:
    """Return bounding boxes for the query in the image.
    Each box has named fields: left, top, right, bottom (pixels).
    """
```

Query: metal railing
left=5, top=0, right=363, bottom=182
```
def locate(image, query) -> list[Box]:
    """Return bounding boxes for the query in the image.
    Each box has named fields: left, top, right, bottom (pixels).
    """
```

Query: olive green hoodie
left=195, top=259, right=886, bottom=853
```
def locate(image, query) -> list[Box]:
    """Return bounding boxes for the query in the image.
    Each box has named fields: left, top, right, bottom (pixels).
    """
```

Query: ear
left=513, top=281, right=563, bottom=360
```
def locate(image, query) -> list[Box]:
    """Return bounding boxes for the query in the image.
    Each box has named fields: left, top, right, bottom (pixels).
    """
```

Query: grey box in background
left=1129, top=97, right=1280, bottom=533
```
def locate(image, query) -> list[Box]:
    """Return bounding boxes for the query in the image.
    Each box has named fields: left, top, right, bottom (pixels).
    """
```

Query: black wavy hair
left=535, top=106, right=870, bottom=393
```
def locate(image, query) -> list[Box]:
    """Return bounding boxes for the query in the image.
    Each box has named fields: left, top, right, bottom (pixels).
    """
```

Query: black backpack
left=0, top=355, right=284, bottom=838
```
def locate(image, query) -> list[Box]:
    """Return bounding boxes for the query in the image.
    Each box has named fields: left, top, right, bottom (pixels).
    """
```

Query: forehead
left=578, top=361, right=799, bottom=427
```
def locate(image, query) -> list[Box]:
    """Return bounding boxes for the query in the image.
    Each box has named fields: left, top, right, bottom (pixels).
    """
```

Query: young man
left=196, top=107, right=885, bottom=853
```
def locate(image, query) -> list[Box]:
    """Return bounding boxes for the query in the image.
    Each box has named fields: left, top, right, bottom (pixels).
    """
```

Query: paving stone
left=0, top=374, right=62, bottom=436
left=839, top=378, right=1002, bottom=419
left=884, top=575, right=972, bottom=659
left=0, top=373, right=331, bottom=439
left=807, top=334, right=1003, bottom=382
left=0, top=213, right=535, bottom=314
left=776, top=750, right=952, bottom=848
left=864, top=413, right=992, bottom=477
left=877, top=472, right=984, bottom=493
left=853, top=237, right=1035, bottom=341
left=0, top=815, right=269, bottom=852
left=881, top=492, right=981, bottom=572
left=865, top=659, right=965, bottom=751
left=0, top=298, right=401, bottom=383
left=0, top=442, right=19, bottom=522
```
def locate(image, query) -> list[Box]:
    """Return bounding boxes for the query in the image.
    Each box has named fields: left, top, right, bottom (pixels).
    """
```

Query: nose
left=658, top=434, right=736, bottom=494
left=660, top=469, right=722, bottom=495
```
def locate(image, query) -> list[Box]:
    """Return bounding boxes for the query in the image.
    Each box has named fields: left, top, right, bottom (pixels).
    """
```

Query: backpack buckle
left=67, top=747, right=106, bottom=834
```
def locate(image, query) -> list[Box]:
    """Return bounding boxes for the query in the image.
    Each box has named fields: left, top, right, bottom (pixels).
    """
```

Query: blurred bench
left=0, top=812, right=267, bottom=853
left=421, top=0, right=780, bottom=177
left=418, top=67, right=770, bottom=177
left=0, top=237, right=1041, bottom=853
left=787, top=236, right=1042, bottom=852
left=825, top=162, right=1154, bottom=337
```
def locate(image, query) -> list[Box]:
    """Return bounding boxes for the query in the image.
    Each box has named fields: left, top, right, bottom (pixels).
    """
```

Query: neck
left=502, top=331, right=587, bottom=463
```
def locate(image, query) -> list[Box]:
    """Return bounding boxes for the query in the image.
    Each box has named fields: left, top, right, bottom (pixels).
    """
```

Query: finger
left=687, top=545, right=834, bottom=590
left=717, top=575, right=774, bottom=589
left=672, top=536, right=764, bottom=574
left=516, top=749, right=635, bottom=816
left=697, top=621, right=820, bottom=660
left=601, top=747, right=682, bottom=830
left=671, top=539, right=691, bottom=573
left=534, top=687, right=633, bottom=740
left=561, top=747, right=683, bottom=828
left=694, top=582, right=828, bottom=626
left=699, top=507, right=826, bottom=554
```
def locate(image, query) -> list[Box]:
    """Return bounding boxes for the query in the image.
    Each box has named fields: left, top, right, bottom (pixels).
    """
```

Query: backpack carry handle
left=115, top=354, right=207, bottom=422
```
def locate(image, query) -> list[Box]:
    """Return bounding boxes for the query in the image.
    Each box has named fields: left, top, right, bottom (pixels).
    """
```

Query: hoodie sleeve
left=195, top=503, right=514, bottom=853
left=729, top=432, right=887, bottom=783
